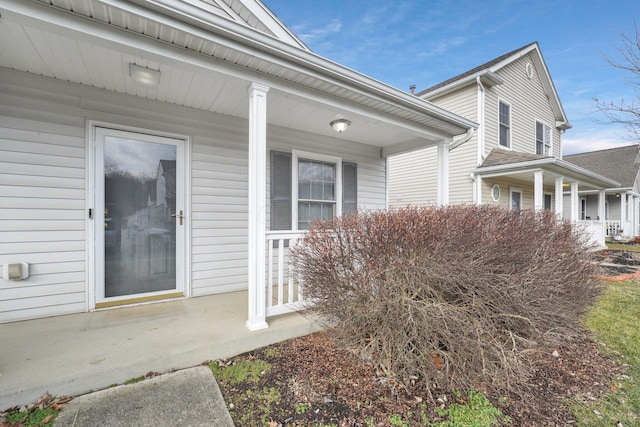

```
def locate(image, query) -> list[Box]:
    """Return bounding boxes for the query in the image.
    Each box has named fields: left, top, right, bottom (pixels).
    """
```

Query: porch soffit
left=0, top=0, right=475, bottom=149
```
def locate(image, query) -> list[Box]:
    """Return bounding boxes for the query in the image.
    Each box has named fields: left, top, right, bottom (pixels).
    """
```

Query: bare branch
left=595, top=21, right=640, bottom=143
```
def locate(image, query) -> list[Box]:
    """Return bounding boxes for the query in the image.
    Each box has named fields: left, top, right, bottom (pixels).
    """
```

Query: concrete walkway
left=0, top=291, right=321, bottom=412
left=55, top=366, right=234, bottom=427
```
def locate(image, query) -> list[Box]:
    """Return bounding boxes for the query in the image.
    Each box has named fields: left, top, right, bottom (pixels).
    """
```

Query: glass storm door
left=94, top=128, right=185, bottom=307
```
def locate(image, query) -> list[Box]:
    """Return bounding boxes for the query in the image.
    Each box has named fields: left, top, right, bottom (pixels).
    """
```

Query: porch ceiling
left=0, top=0, right=475, bottom=151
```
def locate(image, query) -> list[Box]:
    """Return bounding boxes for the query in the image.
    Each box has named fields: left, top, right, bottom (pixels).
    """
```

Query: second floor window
left=499, top=101, right=510, bottom=148
left=536, top=121, right=552, bottom=156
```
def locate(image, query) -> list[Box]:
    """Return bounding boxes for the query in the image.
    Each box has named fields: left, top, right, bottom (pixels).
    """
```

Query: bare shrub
left=290, top=205, right=601, bottom=395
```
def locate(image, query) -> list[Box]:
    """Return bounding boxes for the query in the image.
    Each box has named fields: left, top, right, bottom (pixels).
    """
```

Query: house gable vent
left=526, top=63, right=534, bottom=79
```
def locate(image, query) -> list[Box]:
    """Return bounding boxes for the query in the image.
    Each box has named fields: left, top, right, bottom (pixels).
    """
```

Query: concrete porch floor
left=0, top=291, right=322, bottom=409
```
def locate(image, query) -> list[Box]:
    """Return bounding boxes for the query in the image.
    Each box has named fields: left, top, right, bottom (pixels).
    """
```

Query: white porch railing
left=265, top=230, right=305, bottom=317
left=578, top=220, right=605, bottom=247
left=605, top=220, right=622, bottom=238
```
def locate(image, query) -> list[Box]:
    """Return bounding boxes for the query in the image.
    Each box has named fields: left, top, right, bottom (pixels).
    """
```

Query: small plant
left=124, top=375, right=145, bottom=385
left=5, top=408, right=58, bottom=427
left=264, top=347, right=281, bottom=358
left=209, top=359, right=271, bottom=384
left=295, top=402, right=309, bottom=414
left=388, top=413, right=409, bottom=426
left=433, top=390, right=510, bottom=426
left=229, top=387, right=282, bottom=426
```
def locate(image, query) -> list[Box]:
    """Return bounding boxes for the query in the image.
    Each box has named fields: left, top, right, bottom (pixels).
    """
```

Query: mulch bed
left=220, top=331, right=625, bottom=426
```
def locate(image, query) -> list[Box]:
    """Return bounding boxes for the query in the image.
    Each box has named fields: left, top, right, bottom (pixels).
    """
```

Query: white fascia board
left=486, top=42, right=538, bottom=73
left=422, top=71, right=504, bottom=100
left=110, top=0, right=476, bottom=134
left=381, top=137, right=448, bottom=158
left=241, top=0, right=310, bottom=50
left=472, top=157, right=620, bottom=188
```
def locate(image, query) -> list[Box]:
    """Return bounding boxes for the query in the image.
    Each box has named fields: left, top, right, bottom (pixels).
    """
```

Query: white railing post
left=246, top=82, right=269, bottom=331
left=265, top=231, right=304, bottom=317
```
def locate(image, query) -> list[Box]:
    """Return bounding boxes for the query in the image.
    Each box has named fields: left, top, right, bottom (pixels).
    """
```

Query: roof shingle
left=564, top=145, right=640, bottom=188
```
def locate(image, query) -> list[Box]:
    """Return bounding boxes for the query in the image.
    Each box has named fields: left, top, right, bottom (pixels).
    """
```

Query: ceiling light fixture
left=330, top=118, right=351, bottom=133
left=129, top=63, right=161, bottom=87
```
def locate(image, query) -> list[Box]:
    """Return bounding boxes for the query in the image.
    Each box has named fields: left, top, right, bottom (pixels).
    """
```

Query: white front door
left=93, top=127, right=186, bottom=308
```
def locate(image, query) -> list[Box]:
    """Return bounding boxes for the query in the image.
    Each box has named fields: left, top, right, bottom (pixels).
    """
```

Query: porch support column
left=598, top=190, right=606, bottom=222
left=621, top=193, right=627, bottom=236
left=476, top=175, right=483, bottom=205
left=570, top=181, right=579, bottom=221
left=554, top=177, right=564, bottom=217
left=533, top=170, right=544, bottom=212
left=246, top=82, right=269, bottom=331
left=437, top=140, right=449, bottom=206
left=631, top=196, right=638, bottom=237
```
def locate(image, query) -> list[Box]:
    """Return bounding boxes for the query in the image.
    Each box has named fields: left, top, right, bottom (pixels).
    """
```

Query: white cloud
left=416, top=37, right=467, bottom=59
left=296, top=19, right=343, bottom=43
left=562, top=127, right=635, bottom=155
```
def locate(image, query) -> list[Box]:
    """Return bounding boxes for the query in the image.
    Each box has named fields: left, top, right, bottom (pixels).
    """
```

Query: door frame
left=509, top=187, right=522, bottom=211
left=87, top=121, right=191, bottom=310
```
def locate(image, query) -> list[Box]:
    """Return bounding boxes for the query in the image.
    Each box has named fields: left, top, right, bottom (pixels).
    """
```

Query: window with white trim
left=297, top=158, right=337, bottom=230
left=270, top=150, right=357, bottom=231
left=536, top=121, right=552, bottom=156
left=499, top=101, right=511, bottom=148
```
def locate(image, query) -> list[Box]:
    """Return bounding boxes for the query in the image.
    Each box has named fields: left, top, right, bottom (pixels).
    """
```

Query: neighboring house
left=0, top=0, right=475, bottom=326
left=564, top=145, right=640, bottom=239
left=388, top=42, right=618, bottom=244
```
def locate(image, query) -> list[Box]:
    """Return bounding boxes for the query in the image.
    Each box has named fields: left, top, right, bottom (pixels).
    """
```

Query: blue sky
left=264, top=0, right=638, bottom=155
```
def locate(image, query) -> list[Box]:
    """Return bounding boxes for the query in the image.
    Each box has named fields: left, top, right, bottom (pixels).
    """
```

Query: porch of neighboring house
left=577, top=191, right=640, bottom=240
left=472, top=150, right=620, bottom=247
left=0, top=291, right=321, bottom=409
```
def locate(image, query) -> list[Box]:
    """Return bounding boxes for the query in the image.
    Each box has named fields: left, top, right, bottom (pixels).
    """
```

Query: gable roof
left=417, top=42, right=571, bottom=130
left=166, top=0, right=309, bottom=50
left=564, top=145, right=640, bottom=188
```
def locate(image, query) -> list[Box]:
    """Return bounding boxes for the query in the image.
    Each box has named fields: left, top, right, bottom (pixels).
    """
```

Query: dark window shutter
left=342, top=162, right=357, bottom=216
left=270, top=151, right=292, bottom=230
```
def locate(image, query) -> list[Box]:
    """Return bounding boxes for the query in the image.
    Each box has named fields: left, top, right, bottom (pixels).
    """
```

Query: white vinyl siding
left=485, top=55, right=561, bottom=157
left=388, top=84, right=478, bottom=206
left=191, top=130, right=249, bottom=297
left=481, top=177, right=554, bottom=211
left=388, top=148, right=438, bottom=207
left=0, top=114, right=87, bottom=323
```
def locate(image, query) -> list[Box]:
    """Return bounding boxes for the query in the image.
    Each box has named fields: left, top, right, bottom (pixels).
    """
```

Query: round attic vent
left=526, top=63, right=534, bottom=79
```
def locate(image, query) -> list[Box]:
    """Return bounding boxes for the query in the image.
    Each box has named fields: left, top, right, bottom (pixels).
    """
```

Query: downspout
left=449, top=127, right=475, bottom=151
left=476, top=76, right=485, bottom=165
left=470, top=172, right=477, bottom=204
